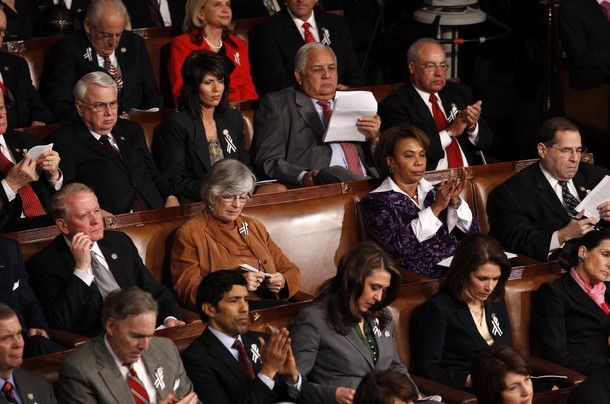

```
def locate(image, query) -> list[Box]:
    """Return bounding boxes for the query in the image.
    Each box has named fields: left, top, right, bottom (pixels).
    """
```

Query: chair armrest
left=291, top=290, right=315, bottom=302
left=411, top=375, right=477, bottom=404
left=527, top=356, right=587, bottom=385
left=180, top=308, right=201, bottom=323
left=49, top=328, right=88, bottom=348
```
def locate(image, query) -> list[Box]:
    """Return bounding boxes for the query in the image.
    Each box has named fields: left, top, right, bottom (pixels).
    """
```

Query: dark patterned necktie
left=147, top=0, right=163, bottom=26
left=601, top=1, right=610, bottom=21
left=103, top=56, right=124, bottom=90
left=559, top=181, right=579, bottom=216
left=429, top=93, right=463, bottom=168
left=232, top=339, right=255, bottom=379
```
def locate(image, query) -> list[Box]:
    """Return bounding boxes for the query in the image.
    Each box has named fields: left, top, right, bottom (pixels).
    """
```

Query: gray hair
left=294, top=42, right=337, bottom=74
left=85, top=0, right=131, bottom=30
left=73, top=71, right=118, bottom=102
left=407, top=37, right=442, bottom=62
left=102, top=287, right=158, bottom=324
left=51, top=182, right=96, bottom=220
left=200, top=159, right=256, bottom=206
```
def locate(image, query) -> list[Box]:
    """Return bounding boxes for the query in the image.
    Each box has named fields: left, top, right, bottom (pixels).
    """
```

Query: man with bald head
left=379, top=37, right=493, bottom=171
left=40, top=0, right=162, bottom=121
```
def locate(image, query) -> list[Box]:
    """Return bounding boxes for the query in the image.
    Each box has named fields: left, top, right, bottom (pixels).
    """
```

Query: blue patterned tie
left=559, top=181, right=579, bottom=216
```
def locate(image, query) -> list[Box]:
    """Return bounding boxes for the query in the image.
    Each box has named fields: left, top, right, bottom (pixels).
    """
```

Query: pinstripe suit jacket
left=252, top=87, right=378, bottom=186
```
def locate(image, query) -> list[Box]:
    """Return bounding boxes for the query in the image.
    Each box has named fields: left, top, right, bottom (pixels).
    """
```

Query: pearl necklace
left=204, top=36, right=223, bottom=51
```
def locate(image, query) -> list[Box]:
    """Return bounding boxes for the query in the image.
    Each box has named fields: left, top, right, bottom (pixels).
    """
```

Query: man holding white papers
left=378, top=38, right=493, bottom=171
left=0, top=91, right=62, bottom=233
left=252, top=42, right=379, bottom=187
left=490, top=117, right=610, bottom=261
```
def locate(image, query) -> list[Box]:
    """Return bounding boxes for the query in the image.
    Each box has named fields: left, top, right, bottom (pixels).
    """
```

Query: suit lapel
left=142, top=344, right=168, bottom=398
left=2, top=133, right=25, bottom=164
left=92, top=336, right=135, bottom=403
left=97, top=236, right=127, bottom=287
left=295, top=90, right=326, bottom=138
left=406, top=85, right=442, bottom=150
left=13, top=368, right=38, bottom=404
left=193, top=117, right=213, bottom=171
left=455, top=305, right=490, bottom=349
left=534, top=164, right=571, bottom=222
left=344, top=325, right=375, bottom=369
left=279, top=10, right=306, bottom=51
left=572, top=169, right=594, bottom=200
left=563, top=275, right=608, bottom=319
left=203, top=329, right=251, bottom=385
left=76, top=122, right=128, bottom=174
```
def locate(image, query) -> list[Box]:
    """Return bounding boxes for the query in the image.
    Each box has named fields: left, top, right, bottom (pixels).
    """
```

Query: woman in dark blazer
left=155, top=50, right=251, bottom=201
left=536, top=230, right=610, bottom=375
left=415, top=233, right=513, bottom=390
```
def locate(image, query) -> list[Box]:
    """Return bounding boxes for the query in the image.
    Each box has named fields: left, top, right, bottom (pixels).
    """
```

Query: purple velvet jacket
left=361, top=188, right=480, bottom=278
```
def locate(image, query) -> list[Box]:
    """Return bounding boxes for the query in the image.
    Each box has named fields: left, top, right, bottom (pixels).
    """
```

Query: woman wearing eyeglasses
left=170, top=159, right=301, bottom=310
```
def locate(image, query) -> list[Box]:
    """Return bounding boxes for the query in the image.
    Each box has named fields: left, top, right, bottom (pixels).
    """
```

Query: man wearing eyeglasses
left=45, top=71, right=179, bottom=215
left=490, top=117, right=610, bottom=261
left=39, top=0, right=163, bottom=122
left=378, top=37, right=493, bottom=171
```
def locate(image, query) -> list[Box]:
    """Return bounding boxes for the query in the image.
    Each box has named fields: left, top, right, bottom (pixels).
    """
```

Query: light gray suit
left=58, top=335, right=195, bottom=404
left=1, top=368, right=56, bottom=404
left=252, top=87, right=378, bottom=186
left=291, top=300, right=413, bottom=403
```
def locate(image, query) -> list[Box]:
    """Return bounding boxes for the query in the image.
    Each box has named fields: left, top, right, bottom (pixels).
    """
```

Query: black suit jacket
left=560, top=0, right=610, bottom=89
left=0, top=130, right=56, bottom=233
left=182, top=328, right=312, bottom=404
left=122, top=0, right=185, bottom=32
left=568, top=362, right=610, bottom=404
left=154, top=108, right=251, bottom=201
left=536, top=274, right=610, bottom=375
left=26, top=231, right=182, bottom=337
left=231, top=0, right=284, bottom=19
left=0, top=238, right=48, bottom=331
left=0, top=52, right=53, bottom=129
left=415, top=291, right=513, bottom=389
left=47, top=119, right=172, bottom=214
left=489, top=162, right=610, bottom=262
left=250, top=9, right=365, bottom=94
left=39, top=30, right=163, bottom=122
left=378, top=82, right=493, bottom=170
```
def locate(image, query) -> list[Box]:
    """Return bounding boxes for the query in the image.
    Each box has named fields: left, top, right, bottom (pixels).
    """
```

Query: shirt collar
left=371, top=176, right=433, bottom=196
left=208, top=325, right=244, bottom=355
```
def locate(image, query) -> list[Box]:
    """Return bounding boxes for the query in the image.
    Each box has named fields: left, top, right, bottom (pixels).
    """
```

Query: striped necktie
left=126, top=364, right=150, bottom=404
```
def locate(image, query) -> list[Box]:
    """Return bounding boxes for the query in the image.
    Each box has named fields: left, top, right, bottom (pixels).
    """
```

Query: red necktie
left=103, top=56, right=124, bottom=91
left=429, top=94, right=464, bottom=168
left=0, top=146, right=46, bottom=217
left=2, top=381, right=18, bottom=404
left=302, top=22, right=316, bottom=43
left=126, top=365, right=150, bottom=404
left=601, top=1, right=610, bottom=21
left=316, top=100, right=364, bottom=177
left=233, top=339, right=255, bottom=379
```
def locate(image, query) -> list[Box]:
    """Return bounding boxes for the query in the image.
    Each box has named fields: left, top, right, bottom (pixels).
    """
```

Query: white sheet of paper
left=322, top=91, right=377, bottom=143
left=437, top=252, right=518, bottom=268
left=575, top=175, right=610, bottom=221
left=26, top=143, right=53, bottom=160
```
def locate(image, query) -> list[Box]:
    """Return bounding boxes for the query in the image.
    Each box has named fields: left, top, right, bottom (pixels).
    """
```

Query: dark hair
left=537, top=117, right=580, bottom=146
left=196, top=270, right=247, bottom=322
left=178, top=50, right=231, bottom=119
left=558, top=230, right=610, bottom=270
left=354, top=371, right=418, bottom=404
left=316, top=242, right=402, bottom=335
left=374, top=124, right=430, bottom=178
left=0, top=303, right=17, bottom=321
left=471, top=344, right=531, bottom=404
left=444, top=233, right=511, bottom=307
left=102, top=287, right=158, bottom=325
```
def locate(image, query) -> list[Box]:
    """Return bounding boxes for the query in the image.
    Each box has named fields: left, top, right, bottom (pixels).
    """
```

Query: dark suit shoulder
left=4, top=129, right=44, bottom=147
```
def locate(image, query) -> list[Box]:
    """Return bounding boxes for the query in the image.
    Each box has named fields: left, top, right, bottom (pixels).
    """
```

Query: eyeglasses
left=220, top=194, right=251, bottom=203
left=548, top=146, right=587, bottom=157
left=78, top=100, right=119, bottom=112
left=420, top=62, right=450, bottom=72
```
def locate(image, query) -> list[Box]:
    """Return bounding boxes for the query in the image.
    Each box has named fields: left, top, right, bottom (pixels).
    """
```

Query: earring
left=389, top=166, right=394, bottom=174
left=207, top=205, right=214, bottom=213
left=578, top=256, right=584, bottom=263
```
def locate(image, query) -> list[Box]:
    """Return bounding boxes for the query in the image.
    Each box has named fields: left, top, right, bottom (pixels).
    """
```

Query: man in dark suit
left=39, top=0, right=163, bottom=122
left=182, top=270, right=311, bottom=403
left=0, top=8, right=54, bottom=129
left=47, top=71, right=178, bottom=214
left=490, top=117, right=610, bottom=261
left=26, top=183, right=184, bottom=337
left=121, top=0, right=185, bottom=32
left=0, top=303, right=57, bottom=403
left=0, top=238, right=63, bottom=358
left=250, top=0, right=365, bottom=94
left=560, top=0, right=610, bottom=89
left=568, top=315, right=610, bottom=403
left=0, top=91, right=62, bottom=233
left=378, top=38, right=493, bottom=171
left=59, top=287, right=197, bottom=404
left=252, top=42, right=379, bottom=187
left=231, top=0, right=283, bottom=19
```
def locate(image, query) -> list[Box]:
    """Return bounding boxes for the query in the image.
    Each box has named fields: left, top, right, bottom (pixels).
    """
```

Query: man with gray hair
left=59, top=287, right=197, bottom=404
left=40, top=0, right=162, bottom=121
left=378, top=37, right=493, bottom=171
left=46, top=71, right=178, bottom=214
left=253, top=42, right=379, bottom=187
